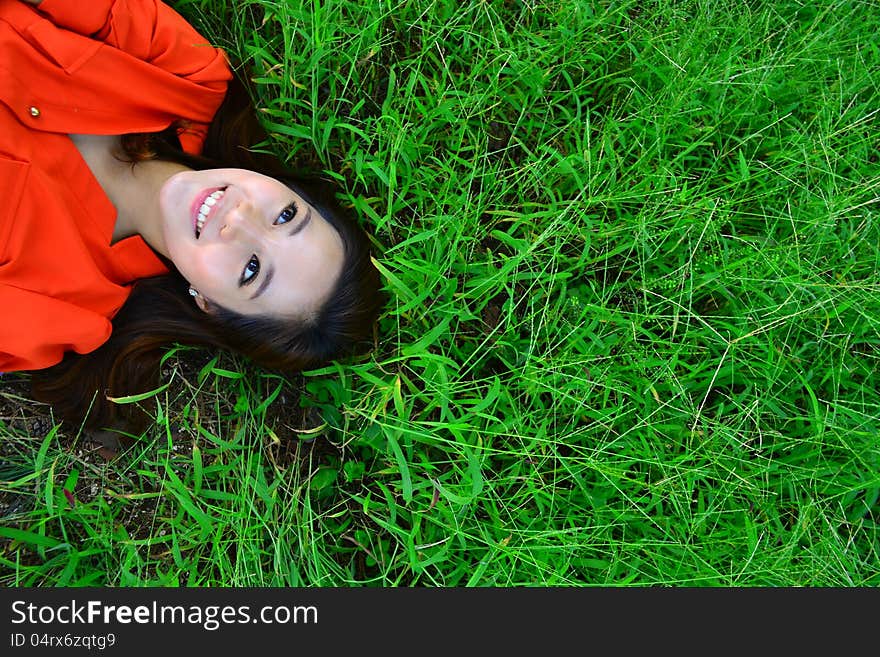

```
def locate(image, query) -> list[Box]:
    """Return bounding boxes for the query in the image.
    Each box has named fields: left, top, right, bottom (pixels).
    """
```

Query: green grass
left=1, top=0, right=878, bottom=586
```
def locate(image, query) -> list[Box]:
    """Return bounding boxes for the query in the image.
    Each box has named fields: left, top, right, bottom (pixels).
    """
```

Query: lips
left=192, top=186, right=226, bottom=238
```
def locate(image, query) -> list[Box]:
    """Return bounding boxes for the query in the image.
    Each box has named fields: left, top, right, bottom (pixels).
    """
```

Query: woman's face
left=159, top=168, right=345, bottom=319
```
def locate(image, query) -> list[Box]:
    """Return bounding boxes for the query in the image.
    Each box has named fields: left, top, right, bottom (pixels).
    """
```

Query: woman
left=1, top=0, right=385, bottom=428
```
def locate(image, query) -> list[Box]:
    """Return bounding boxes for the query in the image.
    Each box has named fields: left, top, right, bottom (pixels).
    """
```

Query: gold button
left=29, top=106, right=40, bottom=118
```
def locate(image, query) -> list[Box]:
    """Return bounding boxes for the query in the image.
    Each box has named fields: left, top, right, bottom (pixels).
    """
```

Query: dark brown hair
left=30, top=73, right=385, bottom=430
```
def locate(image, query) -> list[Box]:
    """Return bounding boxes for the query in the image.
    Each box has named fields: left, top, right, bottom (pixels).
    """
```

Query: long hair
left=30, top=73, right=385, bottom=430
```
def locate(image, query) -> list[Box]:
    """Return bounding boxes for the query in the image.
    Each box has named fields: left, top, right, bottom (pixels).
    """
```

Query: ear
left=194, top=294, right=212, bottom=313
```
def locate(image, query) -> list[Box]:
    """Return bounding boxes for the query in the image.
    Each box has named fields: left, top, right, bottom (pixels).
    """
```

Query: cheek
left=201, top=249, right=246, bottom=296
left=175, top=247, right=229, bottom=290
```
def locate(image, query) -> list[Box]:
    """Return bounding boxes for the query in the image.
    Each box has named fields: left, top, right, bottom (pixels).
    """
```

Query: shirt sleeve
left=0, top=284, right=113, bottom=372
left=34, top=0, right=228, bottom=78
left=29, top=0, right=127, bottom=37
left=18, top=0, right=231, bottom=152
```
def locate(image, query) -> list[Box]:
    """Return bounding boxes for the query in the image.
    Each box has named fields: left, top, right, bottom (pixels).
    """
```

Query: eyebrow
left=249, top=210, right=311, bottom=300
left=288, top=208, right=311, bottom=236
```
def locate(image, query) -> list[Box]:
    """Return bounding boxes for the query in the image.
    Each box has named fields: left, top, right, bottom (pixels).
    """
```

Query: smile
left=193, top=187, right=226, bottom=238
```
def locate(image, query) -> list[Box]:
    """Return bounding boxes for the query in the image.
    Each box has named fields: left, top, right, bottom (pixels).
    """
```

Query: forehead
left=249, top=207, right=346, bottom=318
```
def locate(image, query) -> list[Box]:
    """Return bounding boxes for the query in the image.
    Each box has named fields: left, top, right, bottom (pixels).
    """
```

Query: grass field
left=1, top=0, right=879, bottom=586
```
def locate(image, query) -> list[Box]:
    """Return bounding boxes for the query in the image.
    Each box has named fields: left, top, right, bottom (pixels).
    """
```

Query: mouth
left=192, top=187, right=227, bottom=238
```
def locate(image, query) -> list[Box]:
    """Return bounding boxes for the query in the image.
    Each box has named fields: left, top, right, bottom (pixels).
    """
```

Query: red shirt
left=0, top=0, right=231, bottom=371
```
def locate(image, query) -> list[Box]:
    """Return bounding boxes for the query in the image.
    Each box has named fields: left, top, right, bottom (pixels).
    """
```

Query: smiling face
left=158, top=168, right=345, bottom=319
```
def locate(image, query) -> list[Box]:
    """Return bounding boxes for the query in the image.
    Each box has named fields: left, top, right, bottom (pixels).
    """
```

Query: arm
left=30, top=0, right=230, bottom=81
left=6, top=0, right=231, bottom=151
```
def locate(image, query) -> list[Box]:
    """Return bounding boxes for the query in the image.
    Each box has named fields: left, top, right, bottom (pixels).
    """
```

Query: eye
left=241, top=255, right=260, bottom=285
left=274, top=202, right=297, bottom=225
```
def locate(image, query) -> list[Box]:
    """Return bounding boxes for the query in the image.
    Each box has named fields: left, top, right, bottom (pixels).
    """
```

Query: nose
left=218, top=200, right=264, bottom=244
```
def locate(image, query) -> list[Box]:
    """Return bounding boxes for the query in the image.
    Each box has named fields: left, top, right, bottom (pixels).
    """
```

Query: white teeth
left=195, top=189, right=225, bottom=237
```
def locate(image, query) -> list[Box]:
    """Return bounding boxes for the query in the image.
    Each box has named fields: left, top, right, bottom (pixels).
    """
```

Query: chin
left=158, top=175, right=178, bottom=216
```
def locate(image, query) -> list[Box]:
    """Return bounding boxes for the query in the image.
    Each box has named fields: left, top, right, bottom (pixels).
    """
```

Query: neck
left=114, top=158, right=189, bottom=258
